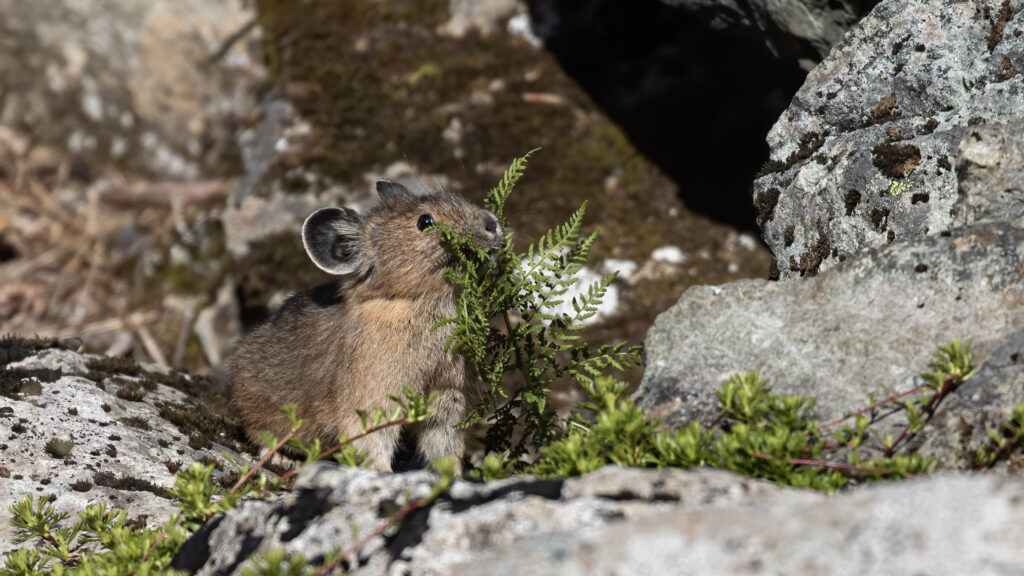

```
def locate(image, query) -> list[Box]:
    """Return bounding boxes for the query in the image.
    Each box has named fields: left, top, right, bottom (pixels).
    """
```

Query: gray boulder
left=464, top=473, right=1024, bottom=576
left=753, top=0, right=1024, bottom=279
left=174, top=464, right=812, bottom=575
left=176, top=463, right=1024, bottom=575
left=636, top=224, right=1024, bottom=468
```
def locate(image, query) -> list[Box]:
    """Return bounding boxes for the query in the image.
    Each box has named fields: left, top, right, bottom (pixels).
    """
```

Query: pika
left=230, top=181, right=504, bottom=472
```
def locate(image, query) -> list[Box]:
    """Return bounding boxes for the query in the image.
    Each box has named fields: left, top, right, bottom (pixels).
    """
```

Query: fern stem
left=502, top=310, right=530, bottom=390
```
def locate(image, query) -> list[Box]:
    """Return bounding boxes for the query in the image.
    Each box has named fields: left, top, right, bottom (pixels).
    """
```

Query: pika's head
left=302, top=180, right=505, bottom=298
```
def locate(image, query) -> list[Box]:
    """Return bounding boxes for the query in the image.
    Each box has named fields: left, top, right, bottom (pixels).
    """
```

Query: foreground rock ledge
left=175, top=464, right=1024, bottom=575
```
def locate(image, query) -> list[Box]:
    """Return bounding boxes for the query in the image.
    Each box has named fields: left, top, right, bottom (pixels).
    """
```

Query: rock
left=954, top=119, right=1024, bottom=228
left=0, top=337, right=255, bottom=554
left=635, top=224, right=1024, bottom=468
left=660, top=0, right=877, bottom=68
left=462, top=473, right=1024, bottom=575
left=441, top=0, right=522, bottom=38
left=0, top=0, right=265, bottom=179
left=194, top=280, right=242, bottom=368
left=753, top=0, right=1024, bottom=279
left=174, top=464, right=808, bottom=575
left=176, top=463, right=1024, bottom=575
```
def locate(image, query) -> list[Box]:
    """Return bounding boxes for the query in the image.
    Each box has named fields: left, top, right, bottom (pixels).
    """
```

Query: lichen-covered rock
left=754, top=0, right=1024, bottom=279
left=173, top=464, right=807, bottom=575
left=635, top=224, right=1024, bottom=468
left=0, top=0, right=265, bottom=179
left=0, top=338, right=255, bottom=554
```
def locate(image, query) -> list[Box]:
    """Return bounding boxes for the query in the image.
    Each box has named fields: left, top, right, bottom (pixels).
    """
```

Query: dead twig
left=204, top=17, right=257, bottom=67
left=135, top=325, right=169, bottom=367
left=96, top=179, right=234, bottom=210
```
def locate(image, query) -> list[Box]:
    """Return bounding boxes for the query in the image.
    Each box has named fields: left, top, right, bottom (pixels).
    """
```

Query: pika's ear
left=302, top=207, right=364, bottom=275
left=376, top=179, right=414, bottom=202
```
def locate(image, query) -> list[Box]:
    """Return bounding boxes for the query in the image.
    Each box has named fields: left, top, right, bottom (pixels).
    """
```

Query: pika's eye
left=417, top=214, right=435, bottom=231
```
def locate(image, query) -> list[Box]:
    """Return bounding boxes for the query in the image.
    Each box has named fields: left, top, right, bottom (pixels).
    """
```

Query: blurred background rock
left=0, top=0, right=879, bottom=384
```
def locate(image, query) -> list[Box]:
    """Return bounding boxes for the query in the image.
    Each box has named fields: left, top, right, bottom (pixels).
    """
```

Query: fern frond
left=436, top=150, right=640, bottom=458
left=486, top=148, right=540, bottom=225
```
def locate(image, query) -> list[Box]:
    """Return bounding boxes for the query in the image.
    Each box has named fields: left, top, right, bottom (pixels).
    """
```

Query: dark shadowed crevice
left=171, top=515, right=224, bottom=573
left=281, top=491, right=328, bottom=541
left=523, top=0, right=812, bottom=231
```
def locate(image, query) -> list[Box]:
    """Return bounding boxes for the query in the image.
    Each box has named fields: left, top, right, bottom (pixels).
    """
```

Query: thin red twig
left=884, top=376, right=957, bottom=457
left=271, top=417, right=414, bottom=488
left=231, top=430, right=296, bottom=493
left=749, top=451, right=911, bottom=477
left=977, top=436, right=1020, bottom=470
left=130, top=530, right=167, bottom=575
left=812, top=383, right=931, bottom=433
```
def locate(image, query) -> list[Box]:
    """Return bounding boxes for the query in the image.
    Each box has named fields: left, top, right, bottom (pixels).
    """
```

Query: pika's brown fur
left=230, top=181, right=503, bottom=472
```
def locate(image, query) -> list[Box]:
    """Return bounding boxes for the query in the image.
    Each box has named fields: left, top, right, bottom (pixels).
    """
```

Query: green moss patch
left=93, top=471, right=171, bottom=499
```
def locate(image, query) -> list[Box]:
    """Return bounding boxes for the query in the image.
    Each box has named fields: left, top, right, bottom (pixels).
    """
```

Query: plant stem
left=313, top=482, right=450, bottom=576
left=884, top=375, right=958, bottom=457
left=502, top=310, right=529, bottom=387
left=749, top=451, right=911, bottom=477
left=231, top=430, right=295, bottom=493
left=977, top=434, right=1023, bottom=470
left=274, top=417, right=414, bottom=486
left=814, top=383, right=932, bottom=433
left=130, top=531, right=167, bottom=575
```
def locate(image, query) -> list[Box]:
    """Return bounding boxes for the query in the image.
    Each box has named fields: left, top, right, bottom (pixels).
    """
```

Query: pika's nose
left=482, top=212, right=505, bottom=248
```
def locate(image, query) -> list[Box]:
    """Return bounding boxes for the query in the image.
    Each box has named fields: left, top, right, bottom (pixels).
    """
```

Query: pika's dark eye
left=417, top=214, right=435, bottom=231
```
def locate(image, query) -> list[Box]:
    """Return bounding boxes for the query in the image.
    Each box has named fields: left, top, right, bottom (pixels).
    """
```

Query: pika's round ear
left=302, top=207, right=364, bottom=275
left=376, top=179, right=414, bottom=202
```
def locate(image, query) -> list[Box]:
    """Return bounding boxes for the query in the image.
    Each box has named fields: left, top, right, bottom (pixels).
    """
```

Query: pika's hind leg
left=349, top=425, right=401, bottom=473
left=414, top=387, right=466, bottom=474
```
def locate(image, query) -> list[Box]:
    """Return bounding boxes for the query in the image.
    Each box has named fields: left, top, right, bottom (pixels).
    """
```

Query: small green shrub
left=2, top=495, right=188, bottom=576
left=516, top=340, right=976, bottom=490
